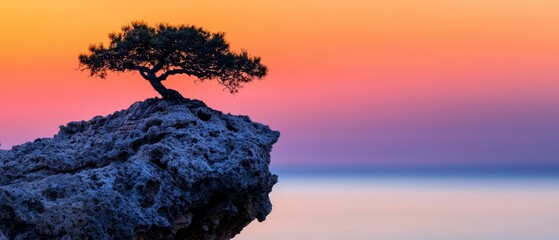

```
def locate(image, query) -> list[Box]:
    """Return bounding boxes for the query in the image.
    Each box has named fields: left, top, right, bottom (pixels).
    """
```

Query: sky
left=1, top=0, right=558, bottom=169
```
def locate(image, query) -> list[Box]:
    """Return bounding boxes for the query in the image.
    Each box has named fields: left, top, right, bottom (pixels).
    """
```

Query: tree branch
left=158, top=69, right=191, bottom=81
left=134, top=66, right=151, bottom=72
left=135, top=66, right=152, bottom=80
left=139, top=70, right=149, bottom=80
left=151, top=51, right=171, bottom=73
left=152, top=61, right=165, bottom=73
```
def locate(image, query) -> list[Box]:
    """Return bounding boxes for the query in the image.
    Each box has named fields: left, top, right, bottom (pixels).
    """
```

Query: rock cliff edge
left=0, top=98, right=279, bottom=240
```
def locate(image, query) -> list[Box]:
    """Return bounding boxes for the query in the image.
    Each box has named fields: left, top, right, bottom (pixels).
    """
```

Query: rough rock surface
left=0, top=98, right=279, bottom=240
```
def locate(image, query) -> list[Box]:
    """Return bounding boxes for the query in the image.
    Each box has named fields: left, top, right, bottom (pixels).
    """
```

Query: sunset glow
left=1, top=0, right=558, bottom=168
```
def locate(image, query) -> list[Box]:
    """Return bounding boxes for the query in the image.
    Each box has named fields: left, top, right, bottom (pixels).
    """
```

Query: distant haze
left=1, top=0, right=558, bottom=168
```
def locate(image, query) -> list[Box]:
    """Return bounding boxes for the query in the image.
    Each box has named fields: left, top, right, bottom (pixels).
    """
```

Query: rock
left=0, top=98, right=279, bottom=240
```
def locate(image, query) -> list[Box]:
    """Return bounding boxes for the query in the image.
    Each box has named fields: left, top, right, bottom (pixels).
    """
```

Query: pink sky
left=1, top=1, right=558, bottom=168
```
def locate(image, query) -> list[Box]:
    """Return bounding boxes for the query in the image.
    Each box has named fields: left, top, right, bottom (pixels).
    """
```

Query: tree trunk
left=148, top=79, right=184, bottom=100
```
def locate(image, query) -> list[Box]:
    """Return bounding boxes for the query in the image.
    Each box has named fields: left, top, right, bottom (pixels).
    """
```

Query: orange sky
left=1, top=1, right=559, bottom=167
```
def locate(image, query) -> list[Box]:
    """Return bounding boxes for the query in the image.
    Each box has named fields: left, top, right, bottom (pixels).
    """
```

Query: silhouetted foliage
left=79, top=21, right=267, bottom=99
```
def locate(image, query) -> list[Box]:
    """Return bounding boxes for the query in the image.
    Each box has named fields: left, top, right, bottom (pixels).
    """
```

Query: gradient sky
left=1, top=0, right=558, bottom=168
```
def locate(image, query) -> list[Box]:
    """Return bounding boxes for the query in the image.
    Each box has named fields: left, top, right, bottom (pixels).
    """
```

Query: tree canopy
left=79, top=21, right=267, bottom=99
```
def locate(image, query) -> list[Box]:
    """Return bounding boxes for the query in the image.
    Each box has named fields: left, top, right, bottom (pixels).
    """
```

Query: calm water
left=237, top=175, right=559, bottom=240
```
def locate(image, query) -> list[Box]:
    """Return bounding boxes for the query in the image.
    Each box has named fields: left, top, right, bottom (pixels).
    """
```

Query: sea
left=236, top=168, right=559, bottom=240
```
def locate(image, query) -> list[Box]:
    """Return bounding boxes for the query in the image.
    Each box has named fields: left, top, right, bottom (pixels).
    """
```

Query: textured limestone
left=0, top=98, right=279, bottom=240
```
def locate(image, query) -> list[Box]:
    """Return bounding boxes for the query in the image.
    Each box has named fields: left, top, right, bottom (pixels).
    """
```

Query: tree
left=79, top=21, right=267, bottom=99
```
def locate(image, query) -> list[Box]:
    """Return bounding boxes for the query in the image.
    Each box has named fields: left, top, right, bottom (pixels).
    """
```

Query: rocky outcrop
left=0, top=98, right=279, bottom=240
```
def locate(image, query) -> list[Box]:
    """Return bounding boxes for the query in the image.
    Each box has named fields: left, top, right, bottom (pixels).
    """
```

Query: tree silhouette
left=79, top=21, right=267, bottom=99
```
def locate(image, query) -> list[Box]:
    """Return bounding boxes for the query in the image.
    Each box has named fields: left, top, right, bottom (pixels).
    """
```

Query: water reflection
left=238, top=177, right=559, bottom=240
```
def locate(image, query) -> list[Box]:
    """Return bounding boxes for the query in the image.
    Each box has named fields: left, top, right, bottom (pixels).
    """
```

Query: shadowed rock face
left=0, top=98, right=279, bottom=240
